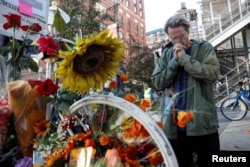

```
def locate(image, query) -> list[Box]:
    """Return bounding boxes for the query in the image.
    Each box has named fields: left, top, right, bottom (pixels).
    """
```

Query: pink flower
left=105, top=148, right=121, bottom=167
left=37, top=36, right=60, bottom=56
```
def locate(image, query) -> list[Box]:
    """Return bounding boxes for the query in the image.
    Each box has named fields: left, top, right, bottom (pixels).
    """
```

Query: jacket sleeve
left=177, top=42, right=220, bottom=83
left=151, top=48, right=180, bottom=90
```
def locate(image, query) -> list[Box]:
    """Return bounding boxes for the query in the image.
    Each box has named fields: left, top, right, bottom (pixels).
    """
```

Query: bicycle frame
left=234, top=89, right=250, bottom=109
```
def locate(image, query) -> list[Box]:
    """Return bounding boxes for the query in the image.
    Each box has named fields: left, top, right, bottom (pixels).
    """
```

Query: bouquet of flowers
left=32, top=92, right=165, bottom=167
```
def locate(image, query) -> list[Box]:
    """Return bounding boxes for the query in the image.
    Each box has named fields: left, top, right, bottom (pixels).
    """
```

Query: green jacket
left=151, top=40, right=220, bottom=139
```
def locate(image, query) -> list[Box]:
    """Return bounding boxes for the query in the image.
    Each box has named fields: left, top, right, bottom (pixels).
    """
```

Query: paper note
left=19, top=0, right=33, bottom=17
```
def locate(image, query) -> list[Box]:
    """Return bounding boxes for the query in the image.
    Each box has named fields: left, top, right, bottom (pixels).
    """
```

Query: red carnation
left=37, top=36, right=60, bottom=56
left=37, top=79, right=58, bottom=96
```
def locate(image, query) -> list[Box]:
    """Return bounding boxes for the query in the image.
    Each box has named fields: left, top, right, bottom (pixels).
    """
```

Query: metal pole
left=115, top=3, right=120, bottom=39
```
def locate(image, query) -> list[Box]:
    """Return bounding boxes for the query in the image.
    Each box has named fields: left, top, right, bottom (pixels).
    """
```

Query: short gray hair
left=164, top=15, right=190, bottom=34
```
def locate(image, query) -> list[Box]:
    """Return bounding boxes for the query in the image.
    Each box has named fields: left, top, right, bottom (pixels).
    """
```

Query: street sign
left=0, top=0, right=50, bottom=40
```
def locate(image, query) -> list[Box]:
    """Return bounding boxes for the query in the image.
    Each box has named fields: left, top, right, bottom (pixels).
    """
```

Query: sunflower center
left=73, top=45, right=105, bottom=74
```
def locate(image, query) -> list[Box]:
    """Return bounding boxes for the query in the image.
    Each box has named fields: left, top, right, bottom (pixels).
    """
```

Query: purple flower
left=15, top=156, right=32, bottom=167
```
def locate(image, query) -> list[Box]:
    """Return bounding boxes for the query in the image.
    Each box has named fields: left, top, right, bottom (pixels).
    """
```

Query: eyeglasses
left=169, top=33, right=186, bottom=42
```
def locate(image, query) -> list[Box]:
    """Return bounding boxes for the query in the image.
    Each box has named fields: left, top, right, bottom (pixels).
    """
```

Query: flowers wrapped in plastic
left=6, top=79, right=58, bottom=157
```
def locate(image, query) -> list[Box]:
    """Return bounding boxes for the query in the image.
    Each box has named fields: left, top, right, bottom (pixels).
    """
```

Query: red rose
left=30, top=23, right=42, bottom=32
left=2, top=13, right=29, bottom=31
left=37, top=79, right=58, bottom=96
left=2, top=13, right=21, bottom=29
left=28, top=80, right=43, bottom=88
left=20, top=25, right=29, bottom=31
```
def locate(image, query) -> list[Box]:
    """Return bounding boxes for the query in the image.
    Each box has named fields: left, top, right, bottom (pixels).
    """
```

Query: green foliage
left=126, top=48, right=156, bottom=91
left=45, top=89, right=82, bottom=113
left=58, top=0, right=111, bottom=40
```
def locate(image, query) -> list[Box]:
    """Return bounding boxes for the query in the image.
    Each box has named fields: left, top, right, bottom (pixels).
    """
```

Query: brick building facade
left=99, top=0, right=147, bottom=64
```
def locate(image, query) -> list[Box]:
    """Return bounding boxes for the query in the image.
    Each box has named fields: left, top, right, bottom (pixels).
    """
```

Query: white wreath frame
left=69, top=94, right=178, bottom=167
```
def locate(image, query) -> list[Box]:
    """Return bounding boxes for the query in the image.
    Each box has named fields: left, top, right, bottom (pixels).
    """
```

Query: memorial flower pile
left=31, top=92, right=164, bottom=167
left=1, top=10, right=167, bottom=167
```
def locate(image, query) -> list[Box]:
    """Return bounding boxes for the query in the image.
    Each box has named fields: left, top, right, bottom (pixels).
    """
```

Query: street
left=217, top=107, right=250, bottom=151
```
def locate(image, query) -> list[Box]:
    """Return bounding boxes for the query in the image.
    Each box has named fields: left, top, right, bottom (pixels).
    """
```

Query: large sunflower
left=55, top=29, right=124, bottom=93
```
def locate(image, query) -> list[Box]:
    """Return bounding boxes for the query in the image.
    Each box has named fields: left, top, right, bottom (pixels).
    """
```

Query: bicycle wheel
left=220, top=97, right=248, bottom=121
left=69, top=94, right=178, bottom=167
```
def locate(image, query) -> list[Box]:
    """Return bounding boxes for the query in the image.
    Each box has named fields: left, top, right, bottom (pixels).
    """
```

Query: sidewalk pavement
left=148, top=109, right=250, bottom=167
left=148, top=110, right=250, bottom=151
left=219, top=118, right=250, bottom=151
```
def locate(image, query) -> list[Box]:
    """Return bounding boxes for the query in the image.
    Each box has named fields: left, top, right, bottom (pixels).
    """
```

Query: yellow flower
left=55, top=29, right=124, bottom=93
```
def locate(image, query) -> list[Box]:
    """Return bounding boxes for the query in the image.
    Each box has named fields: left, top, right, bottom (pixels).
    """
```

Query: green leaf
left=28, top=57, right=39, bottom=72
left=53, top=9, right=66, bottom=33
left=19, top=57, right=30, bottom=68
left=0, top=46, right=11, bottom=54
left=57, top=102, right=70, bottom=113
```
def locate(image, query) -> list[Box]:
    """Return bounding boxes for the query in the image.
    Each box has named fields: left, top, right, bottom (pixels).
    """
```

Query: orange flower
left=99, top=135, right=110, bottom=146
left=124, top=156, right=142, bottom=167
left=118, top=145, right=138, bottom=160
left=73, top=130, right=93, bottom=141
left=109, top=80, right=117, bottom=89
left=120, top=73, right=129, bottom=81
left=123, top=120, right=149, bottom=139
left=124, top=94, right=136, bottom=103
left=247, top=130, right=250, bottom=134
left=157, top=122, right=164, bottom=129
left=147, top=147, right=163, bottom=165
left=66, top=140, right=76, bottom=153
left=85, top=138, right=96, bottom=148
left=140, top=99, right=150, bottom=111
left=177, top=111, right=194, bottom=128
left=33, top=120, right=50, bottom=137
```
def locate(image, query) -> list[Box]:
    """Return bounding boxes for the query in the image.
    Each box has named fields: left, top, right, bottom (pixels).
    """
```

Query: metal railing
left=205, top=0, right=250, bottom=41
left=215, top=58, right=250, bottom=104
left=202, top=1, right=250, bottom=104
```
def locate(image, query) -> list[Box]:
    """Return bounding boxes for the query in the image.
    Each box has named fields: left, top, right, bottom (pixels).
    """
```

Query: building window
left=126, top=0, right=130, bottom=7
left=127, top=34, right=131, bottom=44
left=135, top=23, right=138, bottom=34
left=119, top=14, right=123, bottom=26
left=140, top=10, right=143, bottom=17
left=141, top=28, right=144, bottom=38
left=134, top=5, right=137, bottom=13
left=119, top=31, right=124, bottom=40
left=127, top=18, right=130, bottom=29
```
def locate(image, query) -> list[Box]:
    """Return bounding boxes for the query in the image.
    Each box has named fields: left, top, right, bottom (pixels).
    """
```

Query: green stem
left=12, top=27, right=16, bottom=80
left=12, top=27, right=29, bottom=80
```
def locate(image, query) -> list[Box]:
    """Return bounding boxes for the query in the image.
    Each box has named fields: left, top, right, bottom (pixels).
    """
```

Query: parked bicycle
left=220, top=81, right=249, bottom=121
